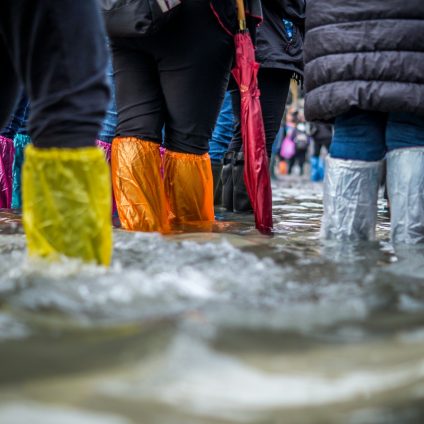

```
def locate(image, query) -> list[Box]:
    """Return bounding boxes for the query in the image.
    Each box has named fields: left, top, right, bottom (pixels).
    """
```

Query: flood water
left=0, top=177, right=424, bottom=424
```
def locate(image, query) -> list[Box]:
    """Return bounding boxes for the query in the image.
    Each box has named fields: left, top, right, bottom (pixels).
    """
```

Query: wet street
left=0, top=177, right=424, bottom=424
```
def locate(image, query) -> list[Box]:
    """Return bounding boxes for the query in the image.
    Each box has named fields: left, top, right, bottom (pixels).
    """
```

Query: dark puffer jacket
left=303, top=0, right=424, bottom=122
left=256, top=0, right=305, bottom=80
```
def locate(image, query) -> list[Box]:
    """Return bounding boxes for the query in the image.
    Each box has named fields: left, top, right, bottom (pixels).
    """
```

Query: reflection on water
left=0, top=178, right=423, bottom=424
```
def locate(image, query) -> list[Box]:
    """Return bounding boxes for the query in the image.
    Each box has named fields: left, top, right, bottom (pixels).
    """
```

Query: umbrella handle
left=235, top=0, right=247, bottom=31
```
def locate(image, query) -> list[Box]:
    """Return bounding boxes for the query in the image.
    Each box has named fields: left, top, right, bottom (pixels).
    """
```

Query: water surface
left=0, top=177, right=423, bottom=424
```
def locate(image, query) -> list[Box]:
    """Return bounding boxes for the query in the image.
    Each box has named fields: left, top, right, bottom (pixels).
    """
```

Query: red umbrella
left=232, top=0, right=273, bottom=234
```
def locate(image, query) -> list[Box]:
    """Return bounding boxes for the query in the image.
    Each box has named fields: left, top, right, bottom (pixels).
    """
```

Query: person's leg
left=0, top=0, right=112, bottom=264
left=157, top=0, right=233, bottom=225
left=227, top=69, right=291, bottom=212
left=298, top=149, right=307, bottom=176
left=386, top=113, right=424, bottom=244
left=209, top=90, right=233, bottom=206
left=259, top=69, right=292, bottom=158
left=110, top=39, right=170, bottom=232
left=310, top=141, right=322, bottom=181
left=222, top=86, right=240, bottom=211
left=0, top=32, right=20, bottom=209
left=0, top=33, right=20, bottom=130
left=323, top=110, right=385, bottom=241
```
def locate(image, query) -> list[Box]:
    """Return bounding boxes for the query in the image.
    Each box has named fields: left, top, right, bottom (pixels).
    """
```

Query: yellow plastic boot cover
left=111, top=137, right=170, bottom=233
left=23, top=145, right=112, bottom=265
left=164, top=150, right=214, bottom=227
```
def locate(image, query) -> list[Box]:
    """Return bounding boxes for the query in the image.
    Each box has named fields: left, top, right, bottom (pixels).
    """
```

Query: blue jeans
left=209, top=90, right=234, bottom=163
left=98, top=60, right=117, bottom=144
left=0, top=93, right=30, bottom=139
left=330, top=110, right=424, bottom=161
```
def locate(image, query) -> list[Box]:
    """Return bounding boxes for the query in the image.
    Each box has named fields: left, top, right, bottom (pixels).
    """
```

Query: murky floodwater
left=0, top=177, right=424, bottom=424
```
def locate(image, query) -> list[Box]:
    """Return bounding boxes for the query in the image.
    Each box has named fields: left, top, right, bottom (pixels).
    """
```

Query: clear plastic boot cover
left=387, top=148, right=424, bottom=244
left=321, top=156, right=382, bottom=241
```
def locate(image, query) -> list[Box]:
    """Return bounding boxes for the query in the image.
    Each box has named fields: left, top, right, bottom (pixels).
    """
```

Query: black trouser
left=288, top=149, right=307, bottom=175
left=0, top=0, right=110, bottom=148
left=312, top=139, right=331, bottom=158
left=228, top=68, right=292, bottom=157
left=110, top=0, right=233, bottom=155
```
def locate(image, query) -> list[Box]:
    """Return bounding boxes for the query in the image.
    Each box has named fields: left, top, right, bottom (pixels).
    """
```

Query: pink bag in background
left=280, top=134, right=296, bottom=159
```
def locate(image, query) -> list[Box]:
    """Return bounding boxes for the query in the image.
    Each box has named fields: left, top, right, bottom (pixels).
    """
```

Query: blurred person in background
left=287, top=109, right=310, bottom=176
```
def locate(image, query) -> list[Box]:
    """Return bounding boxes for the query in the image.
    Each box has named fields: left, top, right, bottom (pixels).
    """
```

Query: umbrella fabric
left=231, top=32, right=273, bottom=234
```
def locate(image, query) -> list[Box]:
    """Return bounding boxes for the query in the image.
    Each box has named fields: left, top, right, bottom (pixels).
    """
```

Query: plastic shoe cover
left=321, top=156, right=382, bottom=241
left=319, top=157, right=326, bottom=181
left=23, top=146, right=112, bottom=265
left=96, top=139, right=112, bottom=162
left=0, top=136, right=15, bottom=208
left=11, top=134, right=31, bottom=209
left=387, top=148, right=424, bottom=244
left=164, top=150, right=214, bottom=226
left=310, top=156, right=323, bottom=182
left=111, top=137, right=170, bottom=233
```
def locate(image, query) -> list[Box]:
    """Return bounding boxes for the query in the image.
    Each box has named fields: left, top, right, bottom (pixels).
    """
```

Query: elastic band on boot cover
left=23, top=145, right=112, bottom=265
left=111, top=137, right=170, bottom=233
left=321, top=156, right=382, bottom=241
left=164, top=150, right=214, bottom=227
left=0, top=135, right=15, bottom=208
left=12, top=134, right=31, bottom=209
left=387, top=148, right=424, bottom=244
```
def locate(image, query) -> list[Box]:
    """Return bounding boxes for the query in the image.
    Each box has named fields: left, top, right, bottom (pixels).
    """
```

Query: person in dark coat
left=222, top=0, right=305, bottom=213
left=304, top=0, right=424, bottom=244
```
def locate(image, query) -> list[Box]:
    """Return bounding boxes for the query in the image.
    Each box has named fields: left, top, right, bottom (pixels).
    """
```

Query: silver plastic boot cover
left=387, top=148, right=424, bottom=244
left=321, top=156, right=383, bottom=241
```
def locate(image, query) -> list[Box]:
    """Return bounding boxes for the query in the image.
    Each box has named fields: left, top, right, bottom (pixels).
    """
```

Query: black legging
left=0, top=0, right=109, bottom=148
left=228, top=68, right=292, bottom=157
left=110, top=0, right=233, bottom=155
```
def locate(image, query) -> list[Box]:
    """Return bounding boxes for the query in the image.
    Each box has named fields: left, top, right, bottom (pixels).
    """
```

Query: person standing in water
left=0, top=0, right=112, bottom=264
left=304, top=0, right=424, bottom=244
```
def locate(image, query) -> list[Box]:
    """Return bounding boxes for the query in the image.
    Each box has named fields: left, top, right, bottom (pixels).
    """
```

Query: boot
left=111, top=137, right=170, bottom=233
left=211, top=160, right=223, bottom=207
left=232, top=152, right=253, bottom=213
left=164, top=150, right=214, bottom=226
left=0, top=135, right=15, bottom=208
left=22, top=145, right=112, bottom=265
left=310, top=156, right=322, bottom=182
left=321, top=156, right=382, bottom=241
left=387, top=148, right=424, bottom=244
left=221, top=151, right=234, bottom=211
left=11, top=134, right=31, bottom=209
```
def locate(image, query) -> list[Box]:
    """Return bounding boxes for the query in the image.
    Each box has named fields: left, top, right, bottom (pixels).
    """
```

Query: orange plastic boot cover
left=164, top=150, right=214, bottom=226
left=111, top=137, right=170, bottom=232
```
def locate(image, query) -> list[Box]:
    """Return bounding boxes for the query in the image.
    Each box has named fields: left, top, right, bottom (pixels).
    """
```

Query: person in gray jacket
left=304, top=0, right=424, bottom=244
